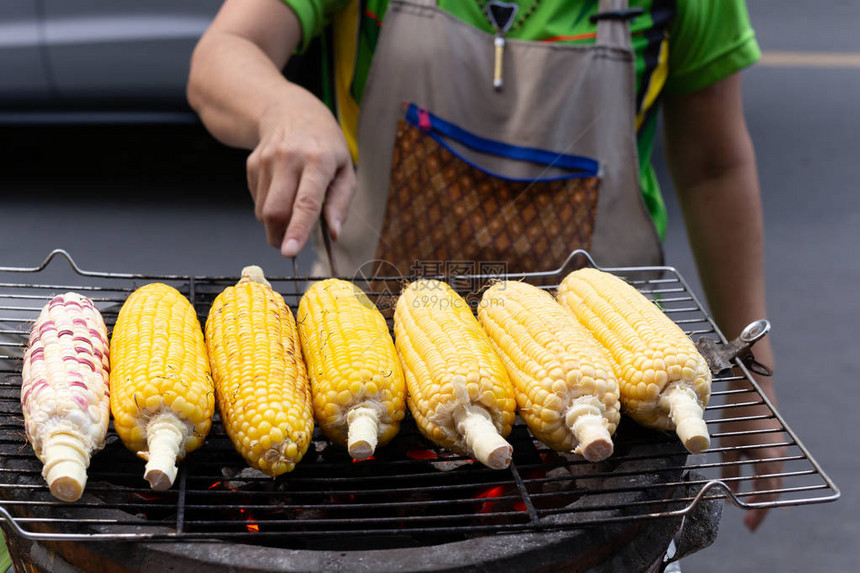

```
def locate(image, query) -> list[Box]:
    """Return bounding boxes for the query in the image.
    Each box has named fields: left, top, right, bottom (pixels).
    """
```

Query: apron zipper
left=492, top=35, right=506, bottom=90
left=417, top=108, right=432, bottom=131
left=482, top=1, right=522, bottom=91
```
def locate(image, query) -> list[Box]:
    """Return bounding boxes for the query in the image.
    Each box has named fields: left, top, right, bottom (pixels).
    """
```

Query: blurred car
left=0, top=0, right=323, bottom=124
left=1, top=1, right=225, bottom=115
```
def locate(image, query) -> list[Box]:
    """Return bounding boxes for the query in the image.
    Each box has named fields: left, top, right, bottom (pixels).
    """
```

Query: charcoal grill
left=0, top=249, right=839, bottom=572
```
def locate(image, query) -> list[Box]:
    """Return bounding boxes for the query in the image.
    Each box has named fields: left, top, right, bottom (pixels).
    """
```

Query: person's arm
left=187, top=0, right=354, bottom=256
left=663, top=72, right=785, bottom=531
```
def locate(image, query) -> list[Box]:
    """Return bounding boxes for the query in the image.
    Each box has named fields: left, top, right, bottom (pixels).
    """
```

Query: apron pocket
left=375, top=103, right=602, bottom=275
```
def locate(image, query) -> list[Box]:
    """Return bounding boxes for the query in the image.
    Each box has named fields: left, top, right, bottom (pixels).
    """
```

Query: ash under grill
left=0, top=250, right=839, bottom=558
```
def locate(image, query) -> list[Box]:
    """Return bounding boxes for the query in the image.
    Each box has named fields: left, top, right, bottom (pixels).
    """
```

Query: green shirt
left=283, top=0, right=760, bottom=239
left=0, top=538, right=10, bottom=572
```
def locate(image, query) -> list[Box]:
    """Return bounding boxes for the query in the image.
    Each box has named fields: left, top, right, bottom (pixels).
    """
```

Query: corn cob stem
left=659, top=384, right=710, bottom=453
left=452, top=400, right=512, bottom=470
left=42, top=433, right=90, bottom=502
left=240, top=265, right=271, bottom=287
left=449, top=376, right=512, bottom=469
left=346, top=406, right=380, bottom=460
left=142, top=411, right=188, bottom=490
left=565, top=396, right=614, bottom=462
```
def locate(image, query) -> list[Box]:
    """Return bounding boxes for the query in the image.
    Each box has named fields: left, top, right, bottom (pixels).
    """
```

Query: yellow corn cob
left=297, top=279, right=406, bottom=460
left=110, top=283, right=214, bottom=489
left=557, top=267, right=712, bottom=453
left=393, top=279, right=516, bottom=469
left=478, top=281, right=620, bottom=462
left=21, top=293, right=110, bottom=501
left=205, top=266, right=313, bottom=475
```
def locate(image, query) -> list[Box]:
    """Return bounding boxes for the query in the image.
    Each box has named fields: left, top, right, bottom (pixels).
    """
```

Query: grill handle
left=696, top=319, right=773, bottom=376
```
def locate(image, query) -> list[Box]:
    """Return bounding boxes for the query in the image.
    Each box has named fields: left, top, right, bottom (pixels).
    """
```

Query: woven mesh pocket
left=374, top=118, right=601, bottom=276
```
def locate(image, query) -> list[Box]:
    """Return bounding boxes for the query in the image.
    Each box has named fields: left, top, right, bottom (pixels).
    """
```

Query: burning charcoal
left=219, top=466, right=268, bottom=490
left=430, top=455, right=476, bottom=472
left=542, top=467, right=575, bottom=494
left=473, top=484, right=527, bottom=516
left=430, top=459, right=475, bottom=472
left=313, top=439, right=329, bottom=453
left=291, top=507, right=329, bottom=521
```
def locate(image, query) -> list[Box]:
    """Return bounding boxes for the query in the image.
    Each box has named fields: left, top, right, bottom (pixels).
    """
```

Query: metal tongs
left=695, top=319, right=773, bottom=377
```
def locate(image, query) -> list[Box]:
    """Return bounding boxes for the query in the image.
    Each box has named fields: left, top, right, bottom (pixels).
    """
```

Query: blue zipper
left=405, top=103, right=600, bottom=181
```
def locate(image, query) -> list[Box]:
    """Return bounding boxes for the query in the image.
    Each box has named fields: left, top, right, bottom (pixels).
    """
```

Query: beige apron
left=312, top=0, right=662, bottom=277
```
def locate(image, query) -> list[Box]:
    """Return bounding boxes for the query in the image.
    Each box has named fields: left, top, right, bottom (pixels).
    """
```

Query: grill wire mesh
left=0, top=250, right=839, bottom=544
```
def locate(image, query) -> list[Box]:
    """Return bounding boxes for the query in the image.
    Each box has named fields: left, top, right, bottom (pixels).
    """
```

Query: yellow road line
left=760, top=51, right=860, bottom=68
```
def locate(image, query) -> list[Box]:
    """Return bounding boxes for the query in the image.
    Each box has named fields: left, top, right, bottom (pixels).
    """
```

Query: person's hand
left=718, top=384, right=786, bottom=531
left=247, top=94, right=355, bottom=257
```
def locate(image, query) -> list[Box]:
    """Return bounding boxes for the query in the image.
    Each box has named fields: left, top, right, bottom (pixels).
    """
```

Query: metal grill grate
left=0, top=250, right=839, bottom=544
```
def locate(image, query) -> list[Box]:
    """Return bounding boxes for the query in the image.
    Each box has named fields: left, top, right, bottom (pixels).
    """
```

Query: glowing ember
left=475, top=485, right=527, bottom=513
left=235, top=507, right=261, bottom=532
left=476, top=485, right=506, bottom=499
left=406, top=449, right=437, bottom=460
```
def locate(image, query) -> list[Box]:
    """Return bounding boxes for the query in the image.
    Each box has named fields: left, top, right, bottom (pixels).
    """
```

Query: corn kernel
left=205, top=269, right=313, bottom=477
left=478, top=280, right=620, bottom=457
left=556, top=267, right=712, bottom=453
left=298, top=279, right=406, bottom=456
left=394, top=279, right=515, bottom=461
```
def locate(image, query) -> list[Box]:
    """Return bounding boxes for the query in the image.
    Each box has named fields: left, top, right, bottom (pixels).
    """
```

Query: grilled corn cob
left=394, top=279, right=516, bottom=469
left=557, top=268, right=712, bottom=453
left=205, top=266, right=313, bottom=475
left=297, top=279, right=405, bottom=460
left=21, top=293, right=110, bottom=501
left=110, top=283, right=214, bottom=489
left=478, top=281, right=620, bottom=462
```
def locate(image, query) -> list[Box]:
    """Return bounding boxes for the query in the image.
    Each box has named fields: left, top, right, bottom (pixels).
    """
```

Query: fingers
left=323, top=164, right=356, bottom=239
left=247, top=148, right=268, bottom=222
left=247, top=123, right=353, bottom=257
left=262, top=163, right=298, bottom=249
left=249, top=142, right=302, bottom=249
left=247, top=137, right=335, bottom=254
left=720, top=444, right=785, bottom=531
left=743, top=507, right=769, bottom=532
left=281, top=159, right=332, bottom=257
left=741, top=478, right=779, bottom=531
left=742, top=460, right=782, bottom=531
left=248, top=96, right=354, bottom=256
left=247, top=149, right=261, bottom=213
left=720, top=449, right=741, bottom=493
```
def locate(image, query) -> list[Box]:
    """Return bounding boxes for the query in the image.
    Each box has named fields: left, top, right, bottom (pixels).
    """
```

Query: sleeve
left=664, top=0, right=761, bottom=96
left=282, top=0, right=351, bottom=53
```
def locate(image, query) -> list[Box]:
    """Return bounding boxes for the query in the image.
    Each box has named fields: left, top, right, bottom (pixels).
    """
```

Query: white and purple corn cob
left=21, top=293, right=110, bottom=502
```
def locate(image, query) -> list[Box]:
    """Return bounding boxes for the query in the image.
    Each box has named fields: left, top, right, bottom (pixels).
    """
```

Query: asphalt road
left=662, top=2, right=860, bottom=571
left=0, top=1, right=857, bottom=571
left=661, top=66, right=859, bottom=573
